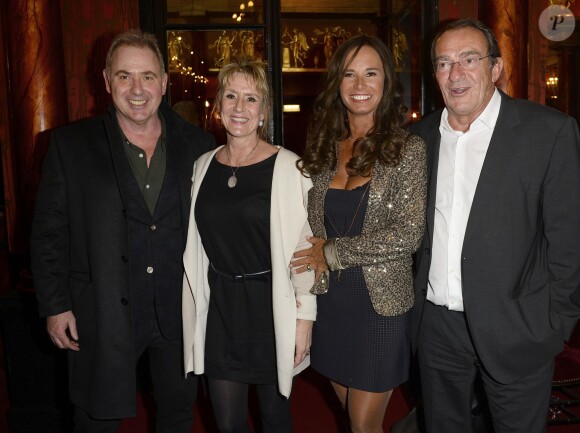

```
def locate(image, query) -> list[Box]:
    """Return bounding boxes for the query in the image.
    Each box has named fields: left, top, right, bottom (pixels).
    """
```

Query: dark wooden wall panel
left=60, top=0, right=139, bottom=121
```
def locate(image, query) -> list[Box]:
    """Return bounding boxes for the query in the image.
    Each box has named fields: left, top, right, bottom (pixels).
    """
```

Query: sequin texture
left=308, top=131, right=427, bottom=316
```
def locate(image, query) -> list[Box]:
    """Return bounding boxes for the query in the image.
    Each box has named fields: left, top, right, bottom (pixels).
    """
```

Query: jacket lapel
left=162, top=105, right=190, bottom=233
left=311, top=167, right=334, bottom=239
left=463, top=91, right=522, bottom=244
left=103, top=108, right=130, bottom=211
left=425, top=126, right=441, bottom=251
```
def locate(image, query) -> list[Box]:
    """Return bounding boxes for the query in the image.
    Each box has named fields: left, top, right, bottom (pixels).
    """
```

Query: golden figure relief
left=281, top=28, right=309, bottom=68
left=239, top=30, right=263, bottom=61
left=210, top=31, right=237, bottom=68
left=323, top=28, right=334, bottom=66
left=312, top=26, right=354, bottom=68
left=393, top=28, right=408, bottom=70
left=207, top=31, right=265, bottom=70
left=240, top=30, right=256, bottom=57
left=168, top=32, right=192, bottom=71
left=280, top=25, right=363, bottom=71
left=292, top=29, right=310, bottom=68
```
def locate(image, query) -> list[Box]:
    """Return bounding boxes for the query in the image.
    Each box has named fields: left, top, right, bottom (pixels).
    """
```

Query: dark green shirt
left=120, top=116, right=166, bottom=215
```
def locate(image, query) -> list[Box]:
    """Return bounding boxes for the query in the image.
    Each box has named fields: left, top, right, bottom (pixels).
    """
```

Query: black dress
left=310, top=183, right=412, bottom=392
left=194, top=153, right=278, bottom=384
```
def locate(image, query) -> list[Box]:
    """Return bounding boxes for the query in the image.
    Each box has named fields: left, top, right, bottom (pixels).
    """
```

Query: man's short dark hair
left=105, top=29, right=165, bottom=78
left=431, top=18, right=501, bottom=67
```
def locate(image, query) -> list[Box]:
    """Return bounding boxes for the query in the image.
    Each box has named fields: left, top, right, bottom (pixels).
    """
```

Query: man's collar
left=440, top=88, right=502, bottom=133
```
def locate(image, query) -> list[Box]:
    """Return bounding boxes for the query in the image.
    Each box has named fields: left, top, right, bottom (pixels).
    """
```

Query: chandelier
left=233, top=1, right=254, bottom=22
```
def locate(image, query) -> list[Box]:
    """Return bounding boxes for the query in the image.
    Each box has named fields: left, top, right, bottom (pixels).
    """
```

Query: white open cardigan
left=182, top=146, right=316, bottom=397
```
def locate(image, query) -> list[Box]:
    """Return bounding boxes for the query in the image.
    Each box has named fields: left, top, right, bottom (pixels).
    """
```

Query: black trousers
left=417, top=301, right=554, bottom=433
left=73, top=320, right=197, bottom=433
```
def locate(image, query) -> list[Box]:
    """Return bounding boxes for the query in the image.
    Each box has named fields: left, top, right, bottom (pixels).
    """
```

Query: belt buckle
left=232, top=274, right=244, bottom=281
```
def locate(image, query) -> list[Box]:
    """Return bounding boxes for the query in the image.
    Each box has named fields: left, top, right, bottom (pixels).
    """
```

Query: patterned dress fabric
left=310, top=184, right=412, bottom=392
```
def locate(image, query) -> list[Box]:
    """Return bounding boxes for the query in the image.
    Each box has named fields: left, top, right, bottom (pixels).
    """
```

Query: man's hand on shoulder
left=47, top=311, right=80, bottom=351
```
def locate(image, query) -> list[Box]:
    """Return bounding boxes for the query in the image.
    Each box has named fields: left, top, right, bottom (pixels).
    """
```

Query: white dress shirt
left=427, top=89, right=501, bottom=311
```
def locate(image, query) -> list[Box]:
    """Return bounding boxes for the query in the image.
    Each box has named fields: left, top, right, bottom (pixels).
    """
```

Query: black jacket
left=31, top=102, right=215, bottom=417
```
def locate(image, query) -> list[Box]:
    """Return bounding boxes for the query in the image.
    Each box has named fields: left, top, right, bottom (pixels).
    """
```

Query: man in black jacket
left=31, top=29, right=214, bottom=432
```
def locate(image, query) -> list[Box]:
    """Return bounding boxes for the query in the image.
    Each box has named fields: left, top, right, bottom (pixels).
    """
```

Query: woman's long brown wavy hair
left=298, top=34, right=407, bottom=177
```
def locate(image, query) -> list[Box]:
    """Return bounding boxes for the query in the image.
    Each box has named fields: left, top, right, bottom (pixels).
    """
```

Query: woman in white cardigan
left=182, top=57, right=316, bottom=433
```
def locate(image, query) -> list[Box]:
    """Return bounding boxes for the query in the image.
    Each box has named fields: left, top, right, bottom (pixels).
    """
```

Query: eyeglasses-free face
left=103, top=46, right=167, bottom=130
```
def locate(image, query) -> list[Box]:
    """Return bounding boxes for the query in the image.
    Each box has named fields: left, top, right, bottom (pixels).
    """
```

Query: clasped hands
left=291, top=236, right=328, bottom=281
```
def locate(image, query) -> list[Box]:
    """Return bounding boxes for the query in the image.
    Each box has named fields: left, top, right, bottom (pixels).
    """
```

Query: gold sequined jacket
left=308, top=132, right=427, bottom=316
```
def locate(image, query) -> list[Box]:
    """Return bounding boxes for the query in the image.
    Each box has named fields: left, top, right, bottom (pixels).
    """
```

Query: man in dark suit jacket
left=31, top=30, right=214, bottom=432
left=410, top=18, right=580, bottom=433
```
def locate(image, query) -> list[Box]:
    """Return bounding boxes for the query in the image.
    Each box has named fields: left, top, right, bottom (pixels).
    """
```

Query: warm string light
left=168, top=32, right=208, bottom=83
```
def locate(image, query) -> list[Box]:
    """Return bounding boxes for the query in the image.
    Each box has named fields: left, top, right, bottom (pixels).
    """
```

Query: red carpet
left=119, top=367, right=413, bottom=433
left=116, top=366, right=579, bottom=433
left=0, top=344, right=578, bottom=432
left=0, top=364, right=578, bottom=432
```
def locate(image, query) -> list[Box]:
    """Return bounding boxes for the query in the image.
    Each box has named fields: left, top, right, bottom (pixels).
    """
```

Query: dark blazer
left=410, top=90, right=580, bottom=384
left=31, top=102, right=215, bottom=418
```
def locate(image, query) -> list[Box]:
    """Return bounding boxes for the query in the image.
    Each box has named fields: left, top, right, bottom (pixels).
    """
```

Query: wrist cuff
left=323, top=238, right=345, bottom=271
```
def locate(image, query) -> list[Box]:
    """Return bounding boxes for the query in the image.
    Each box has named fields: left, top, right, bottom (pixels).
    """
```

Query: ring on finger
left=306, top=264, right=313, bottom=272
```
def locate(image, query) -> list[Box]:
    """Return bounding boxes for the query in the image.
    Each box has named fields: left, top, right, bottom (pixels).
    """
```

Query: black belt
left=210, top=263, right=272, bottom=281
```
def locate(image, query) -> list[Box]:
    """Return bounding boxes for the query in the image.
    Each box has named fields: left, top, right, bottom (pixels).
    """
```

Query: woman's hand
left=294, top=319, right=313, bottom=367
left=292, top=236, right=328, bottom=281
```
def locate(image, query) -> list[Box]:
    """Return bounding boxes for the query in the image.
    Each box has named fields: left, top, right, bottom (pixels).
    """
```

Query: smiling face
left=434, top=27, right=503, bottom=131
left=103, top=45, right=167, bottom=129
left=220, top=72, right=264, bottom=140
left=339, top=45, right=385, bottom=122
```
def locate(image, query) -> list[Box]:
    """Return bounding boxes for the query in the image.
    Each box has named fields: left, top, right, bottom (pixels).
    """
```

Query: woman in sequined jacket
left=293, top=35, right=426, bottom=433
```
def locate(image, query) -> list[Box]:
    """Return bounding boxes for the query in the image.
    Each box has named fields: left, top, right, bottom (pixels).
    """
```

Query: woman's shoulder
left=396, top=128, right=426, bottom=156
left=195, top=146, right=222, bottom=170
left=199, top=146, right=221, bottom=160
left=274, top=146, right=304, bottom=172
left=273, top=147, right=313, bottom=186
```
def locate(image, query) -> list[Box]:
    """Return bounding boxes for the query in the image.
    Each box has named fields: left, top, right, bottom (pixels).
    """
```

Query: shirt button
left=139, top=153, right=144, bottom=158
left=145, top=184, right=150, bottom=189
left=147, top=267, right=154, bottom=274
left=150, top=224, right=157, bottom=231
left=121, top=298, right=129, bottom=306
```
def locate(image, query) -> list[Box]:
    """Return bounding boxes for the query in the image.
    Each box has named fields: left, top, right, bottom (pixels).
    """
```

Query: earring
left=258, top=119, right=264, bottom=127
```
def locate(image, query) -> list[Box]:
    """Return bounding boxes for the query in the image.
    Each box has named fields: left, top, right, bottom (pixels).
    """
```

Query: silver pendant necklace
left=225, top=139, right=259, bottom=188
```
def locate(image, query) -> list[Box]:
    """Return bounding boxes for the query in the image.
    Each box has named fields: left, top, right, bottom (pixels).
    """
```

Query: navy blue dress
left=310, top=183, right=412, bottom=392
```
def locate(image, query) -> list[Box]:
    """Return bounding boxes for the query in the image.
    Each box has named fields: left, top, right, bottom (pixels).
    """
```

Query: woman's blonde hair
left=212, top=56, right=271, bottom=141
